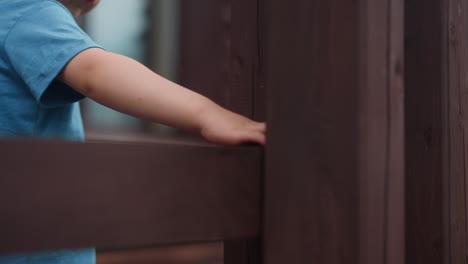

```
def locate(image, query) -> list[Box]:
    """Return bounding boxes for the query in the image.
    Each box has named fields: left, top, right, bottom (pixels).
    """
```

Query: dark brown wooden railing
left=0, top=140, right=262, bottom=254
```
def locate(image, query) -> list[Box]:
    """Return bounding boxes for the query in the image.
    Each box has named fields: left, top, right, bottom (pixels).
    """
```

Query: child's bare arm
left=58, top=48, right=266, bottom=145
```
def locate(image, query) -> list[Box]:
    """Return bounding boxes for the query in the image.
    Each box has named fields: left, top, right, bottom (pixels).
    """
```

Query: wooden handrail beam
left=0, top=139, right=262, bottom=254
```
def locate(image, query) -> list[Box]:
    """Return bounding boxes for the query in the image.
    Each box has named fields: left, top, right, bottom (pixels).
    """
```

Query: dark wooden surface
left=262, top=0, right=404, bottom=264
left=404, top=0, right=468, bottom=263
left=263, top=0, right=358, bottom=262
left=446, top=0, right=468, bottom=263
left=359, top=1, right=405, bottom=264
left=224, top=239, right=261, bottom=264
left=405, top=1, right=444, bottom=263
left=0, top=139, right=261, bottom=254
left=386, top=0, right=405, bottom=263
left=178, top=0, right=258, bottom=119
left=229, top=0, right=259, bottom=119
left=178, top=3, right=264, bottom=264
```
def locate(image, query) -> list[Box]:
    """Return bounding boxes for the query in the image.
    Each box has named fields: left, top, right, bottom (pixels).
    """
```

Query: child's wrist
left=192, top=96, right=222, bottom=134
left=188, top=95, right=215, bottom=133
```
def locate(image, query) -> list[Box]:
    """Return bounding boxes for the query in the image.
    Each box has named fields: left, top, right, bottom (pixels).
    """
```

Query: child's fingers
left=258, top=122, right=267, bottom=132
left=242, top=131, right=266, bottom=146
left=250, top=122, right=267, bottom=133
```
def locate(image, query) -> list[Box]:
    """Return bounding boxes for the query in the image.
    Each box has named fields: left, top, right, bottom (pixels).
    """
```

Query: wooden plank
left=405, top=0, right=447, bottom=263
left=229, top=0, right=258, bottom=119
left=224, top=239, right=261, bottom=264
left=178, top=0, right=229, bottom=108
left=262, top=0, right=404, bottom=263
left=0, top=140, right=262, bottom=254
left=358, top=1, right=390, bottom=263
left=359, top=0, right=405, bottom=263
left=263, top=0, right=358, bottom=263
left=446, top=0, right=468, bottom=262
left=178, top=0, right=257, bottom=118
left=406, top=0, right=468, bottom=263
left=386, top=0, right=405, bottom=263
left=254, top=0, right=267, bottom=122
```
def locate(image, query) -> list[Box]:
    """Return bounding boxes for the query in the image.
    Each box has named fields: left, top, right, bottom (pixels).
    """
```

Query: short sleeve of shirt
left=4, top=1, right=102, bottom=108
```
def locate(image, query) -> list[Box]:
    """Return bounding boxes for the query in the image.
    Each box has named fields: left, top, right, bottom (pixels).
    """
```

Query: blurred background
left=80, top=0, right=227, bottom=263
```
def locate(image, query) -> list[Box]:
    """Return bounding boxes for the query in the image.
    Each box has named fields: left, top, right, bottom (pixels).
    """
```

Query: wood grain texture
left=358, top=1, right=390, bottom=263
left=0, top=140, right=262, bottom=254
left=386, top=0, right=405, bottom=263
left=178, top=0, right=258, bottom=119
left=446, top=0, right=468, bottom=263
left=253, top=0, right=267, bottom=122
left=262, top=0, right=404, bottom=263
left=178, top=0, right=230, bottom=109
left=405, top=0, right=449, bottom=263
left=406, top=0, right=468, bottom=263
left=359, top=0, right=405, bottom=263
left=228, top=0, right=258, bottom=119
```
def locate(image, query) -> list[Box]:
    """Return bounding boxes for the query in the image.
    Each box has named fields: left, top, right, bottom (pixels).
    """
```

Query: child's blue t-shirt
left=0, top=0, right=102, bottom=263
left=0, top=0, right=101, bottom=141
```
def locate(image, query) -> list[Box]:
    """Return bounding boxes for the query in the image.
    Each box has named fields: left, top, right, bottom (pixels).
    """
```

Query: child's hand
left=198, top=105, right=266, bottom=146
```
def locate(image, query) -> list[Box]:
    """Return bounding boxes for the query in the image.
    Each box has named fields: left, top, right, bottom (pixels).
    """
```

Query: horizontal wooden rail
left=0, top=139, right=262, bottom=254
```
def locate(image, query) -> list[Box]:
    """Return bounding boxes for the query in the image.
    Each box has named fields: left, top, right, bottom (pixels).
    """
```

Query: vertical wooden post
left=406, top=0, right=468, bottom=263
left=405, top=0, right=445, bottom=262
left=445, top=0, right=468, bottom=262
left=386, top=0, right=405, bottom=262
left=261, top=0, right=404, bottom=263
left=360, top=0, right=405, bottom=263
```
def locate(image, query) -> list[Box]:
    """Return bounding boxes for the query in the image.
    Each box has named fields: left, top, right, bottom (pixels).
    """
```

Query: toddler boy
left=0, top=0, right=266, bottom=263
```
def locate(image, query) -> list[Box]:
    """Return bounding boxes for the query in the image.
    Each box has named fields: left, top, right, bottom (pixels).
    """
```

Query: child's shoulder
left=2, top=0, right=73, bottom=31
left=1, top=0, right=79, bottom=48
left=2, top=0, right=67, bottom=21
